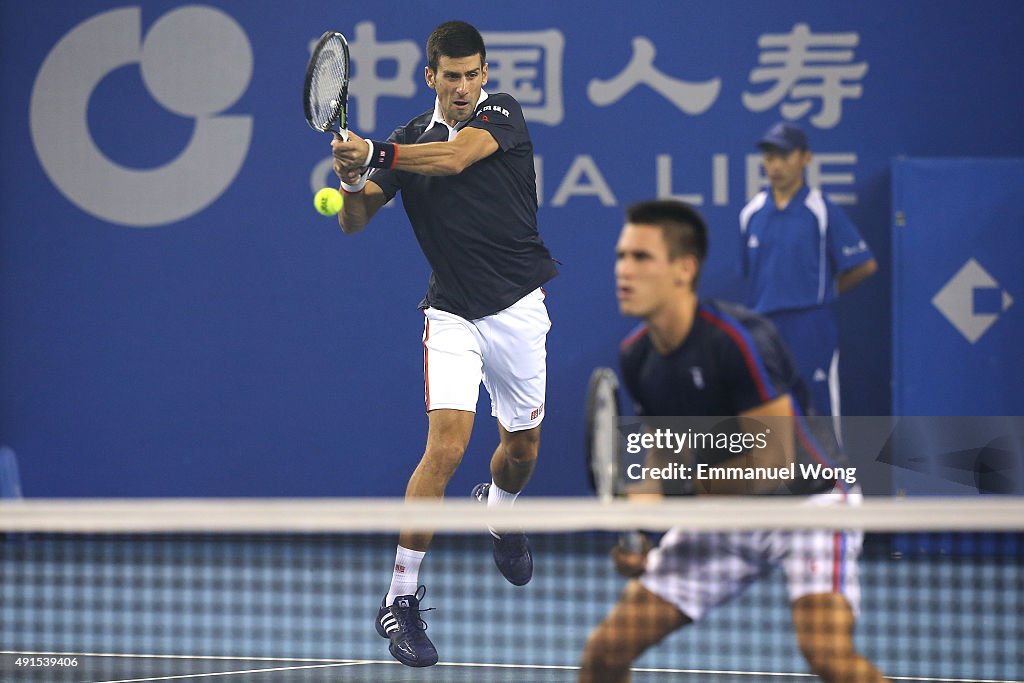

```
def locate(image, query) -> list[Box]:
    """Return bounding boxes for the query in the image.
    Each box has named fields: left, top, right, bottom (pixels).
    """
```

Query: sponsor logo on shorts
left=530, top=404, right=544, bottom=421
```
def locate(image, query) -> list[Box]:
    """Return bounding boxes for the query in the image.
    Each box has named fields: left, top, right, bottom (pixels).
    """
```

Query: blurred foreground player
left=579, top=200, right=886, bottom=682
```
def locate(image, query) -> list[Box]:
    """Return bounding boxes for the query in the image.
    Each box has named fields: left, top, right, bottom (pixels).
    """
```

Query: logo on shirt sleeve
left=841, top=240, right=867, bottom=257
left=478, top=104, right=510, bottom=122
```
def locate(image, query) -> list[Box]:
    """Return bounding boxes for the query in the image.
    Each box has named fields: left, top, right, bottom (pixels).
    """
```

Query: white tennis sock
left=487, top=482, right=520, bottom=538
left=386, top=545, right=425, bottom=605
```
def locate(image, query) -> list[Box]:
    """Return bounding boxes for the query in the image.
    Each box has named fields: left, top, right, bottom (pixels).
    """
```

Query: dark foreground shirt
left=619, top=299, right=848, bottom=495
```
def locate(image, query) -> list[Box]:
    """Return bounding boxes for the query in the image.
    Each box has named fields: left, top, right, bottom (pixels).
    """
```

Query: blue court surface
left=2, top=533, right=1021, bottom=682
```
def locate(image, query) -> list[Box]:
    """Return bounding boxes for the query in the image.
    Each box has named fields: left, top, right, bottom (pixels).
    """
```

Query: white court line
left=0, top=652, right=375, bottom=683
left=91, top=662, right=370, bottom=683
left=0, top=651, right=355, bottom=664
left=2, top=651, right=1018, bottom=683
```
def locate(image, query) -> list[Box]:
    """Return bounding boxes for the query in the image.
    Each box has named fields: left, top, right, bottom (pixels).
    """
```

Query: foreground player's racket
left=585, top=367, right=645, bottom=552
left=303, top=31, right=350, bottom=140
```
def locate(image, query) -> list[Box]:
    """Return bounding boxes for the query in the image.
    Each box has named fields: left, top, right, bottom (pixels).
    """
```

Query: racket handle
left=618, top=530, right=646, bottom=554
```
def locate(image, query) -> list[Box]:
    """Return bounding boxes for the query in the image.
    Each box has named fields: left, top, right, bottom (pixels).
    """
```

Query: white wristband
left=340, top=169, right=369, bottom=194
left=362, top=139, right=375, bottom=167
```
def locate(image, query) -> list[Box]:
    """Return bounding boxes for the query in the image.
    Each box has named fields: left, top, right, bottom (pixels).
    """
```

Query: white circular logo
left=30, top=6, right=253, bottom=228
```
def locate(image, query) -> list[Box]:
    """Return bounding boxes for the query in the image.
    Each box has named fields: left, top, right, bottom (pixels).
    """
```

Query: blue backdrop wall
left=2, top=1, right=1023, bottom=497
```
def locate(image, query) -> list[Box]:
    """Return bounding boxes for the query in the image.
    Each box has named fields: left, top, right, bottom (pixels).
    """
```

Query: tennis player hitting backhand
left=579, top=200, right=886, bottom=682
left=330, top=21, right=558, bottom=668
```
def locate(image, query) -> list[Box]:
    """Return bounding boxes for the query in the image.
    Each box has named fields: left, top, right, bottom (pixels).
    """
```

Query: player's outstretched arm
left=388, top=126, right=498, bottom=176
left=337, top=128, right=499, bottom=177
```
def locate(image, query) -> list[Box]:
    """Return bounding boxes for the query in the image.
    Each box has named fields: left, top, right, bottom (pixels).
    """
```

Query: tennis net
left=1, top=497, right=1021, bottom=682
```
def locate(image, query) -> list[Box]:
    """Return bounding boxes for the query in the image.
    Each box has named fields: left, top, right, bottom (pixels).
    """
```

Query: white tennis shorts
left=640, top=486, right=864, bottom=620
left=421, top=288, right=550, bottom=432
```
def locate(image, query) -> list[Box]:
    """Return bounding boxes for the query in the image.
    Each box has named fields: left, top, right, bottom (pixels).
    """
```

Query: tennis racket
left=585, top=367, right=646, bottom=553
left=303, top=31, right=350, bottom=140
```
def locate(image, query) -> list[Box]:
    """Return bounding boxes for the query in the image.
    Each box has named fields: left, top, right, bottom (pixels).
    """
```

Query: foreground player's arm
left=694, top=394, right=796, bottom=495
left=623, top=444, right=672, bottom=500
left=615, top=440, right=666, bottom=577
left=336, top=128, right=498, bottom=177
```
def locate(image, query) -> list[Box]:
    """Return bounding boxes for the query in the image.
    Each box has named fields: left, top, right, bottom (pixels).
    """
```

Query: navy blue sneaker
left=472, top=482, right=533, bottom=586
left=375, top=586, right=438, bottom=667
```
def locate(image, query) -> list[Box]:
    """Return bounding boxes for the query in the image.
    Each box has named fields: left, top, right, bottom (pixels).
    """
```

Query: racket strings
left=307, top=39, right=348, bottom=130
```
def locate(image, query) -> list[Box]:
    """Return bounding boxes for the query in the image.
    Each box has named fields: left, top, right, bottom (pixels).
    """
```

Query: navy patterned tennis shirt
left=619, top=299, right=847, bottom=495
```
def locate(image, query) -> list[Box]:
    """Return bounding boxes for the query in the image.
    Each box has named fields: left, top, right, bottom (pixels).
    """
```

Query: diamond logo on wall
left=932, top=258, right=1014, bottom=343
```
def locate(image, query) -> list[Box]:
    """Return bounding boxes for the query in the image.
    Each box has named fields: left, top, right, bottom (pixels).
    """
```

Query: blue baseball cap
left=757, top=122, right=809, bottom=152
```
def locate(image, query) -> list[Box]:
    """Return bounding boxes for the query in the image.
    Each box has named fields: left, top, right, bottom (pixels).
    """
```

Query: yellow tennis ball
left=314, top=187, right=343, bottom=216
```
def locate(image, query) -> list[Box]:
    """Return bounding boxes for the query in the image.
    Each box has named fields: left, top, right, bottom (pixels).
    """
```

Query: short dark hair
left=426, top=21, right=486, bottom=72
left=625, top=199, right=709, bottom=280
